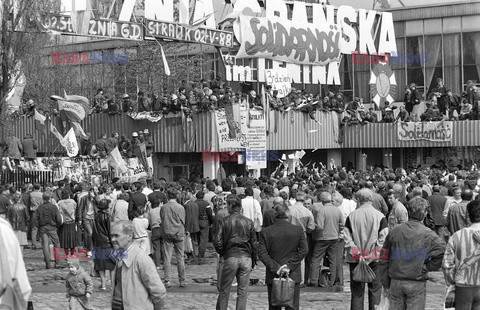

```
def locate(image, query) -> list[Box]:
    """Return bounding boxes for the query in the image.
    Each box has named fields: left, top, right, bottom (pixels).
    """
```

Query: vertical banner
left=214, top=110, right=248, bottom=150
left=245, top=110, right=267, bottom=169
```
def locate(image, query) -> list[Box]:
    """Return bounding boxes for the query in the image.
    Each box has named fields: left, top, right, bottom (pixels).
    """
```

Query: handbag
left=377, top=288, right=390, bottom=310
left=271, top=276, right=296, bottom=308
left=184, top=234, right=193, bottom=254
left=352, top=258, right=376, bottom=283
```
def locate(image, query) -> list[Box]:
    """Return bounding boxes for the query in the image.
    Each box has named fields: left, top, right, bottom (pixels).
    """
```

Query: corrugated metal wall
left=342, top=121, right=480, bottom=148
left=17, top=113, right=479, bottom=153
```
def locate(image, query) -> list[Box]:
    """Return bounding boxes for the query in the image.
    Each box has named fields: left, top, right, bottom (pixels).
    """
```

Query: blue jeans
left=389, top=279, right=426, bottom=310
left=216, top=256, right=252, bottom=310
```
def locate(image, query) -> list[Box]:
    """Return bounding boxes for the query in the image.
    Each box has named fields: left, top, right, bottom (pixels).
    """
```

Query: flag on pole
left=64, top=91, right=92, bottom=114
left=107, top=147, right=128, bottom=173
left=133, top=142, right=152, bottom=177
left=34, top=109, right=47, bottom=133
left=50, top=123, right=64, bottom=141
left=160, top=44, right=171, bottom=76
left=60, top=128, right=79, bottom=157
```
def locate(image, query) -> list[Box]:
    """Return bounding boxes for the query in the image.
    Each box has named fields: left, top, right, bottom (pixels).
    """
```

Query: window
left=339, top=56, right=353, bottom=101
left=423, top=35, right=442, bottom=93
left=443, top=34, right=461, bottom=93
left=462, top=32, right=480, bottom=88
left=406, top=36, right=425, bottom=95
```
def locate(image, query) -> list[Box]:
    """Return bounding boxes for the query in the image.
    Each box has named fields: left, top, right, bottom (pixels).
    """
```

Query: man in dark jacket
left=128, top=182, right=147, bottom=221
left=379, top=197, right=445, bottom=309
left=118, top=135, right=131, bottom=158
left=35, top=192, right=63, bottom=269
left=405, top=83, right=421, bottom=115
left=21, top=134, right=38, bottom=162
left=427, top=185, right=449, bottom=242
left=258, top=202, right=308, bottom=310
left=144, top=129, right=154, bottom=157
left=94, top=134, right=108, bottom=158
left=195, top=191, right=214, bottom=259
left=214, top=194, right=257, bottom=310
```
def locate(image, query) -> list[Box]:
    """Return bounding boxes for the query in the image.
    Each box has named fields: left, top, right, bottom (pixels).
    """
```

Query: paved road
left=25, top=248, right=447, bottom=309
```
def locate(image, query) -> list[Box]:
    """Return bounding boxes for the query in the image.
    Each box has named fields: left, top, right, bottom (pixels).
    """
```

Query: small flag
left=107, top=147, right=128, bottom=173
left=34, top=109, right=47, bottom=133
left=50, top=123, right=64, bottom=141
left=160, top=44, right=171, bottom=76
left=60, top=128, right=79, bottom=157
left=133, top=142, right=152, bottom=177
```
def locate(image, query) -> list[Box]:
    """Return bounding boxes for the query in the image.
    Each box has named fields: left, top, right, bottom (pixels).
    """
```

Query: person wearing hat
left=122, top=94, right=134, bottom=113
left=131, top=132, right=140, bottom=150
left=66, top=258, right=94, bottom=310
left=144, top=129, right=154, bottom=157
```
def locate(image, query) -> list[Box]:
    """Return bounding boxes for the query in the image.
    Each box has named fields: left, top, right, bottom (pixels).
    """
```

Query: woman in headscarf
left=91, top=199, right=115, bottom=290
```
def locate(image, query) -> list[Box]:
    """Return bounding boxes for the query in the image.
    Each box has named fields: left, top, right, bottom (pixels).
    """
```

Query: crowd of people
left=19, top=76, right=480, bottom=125
left=1, top=162, right=480, bottom=309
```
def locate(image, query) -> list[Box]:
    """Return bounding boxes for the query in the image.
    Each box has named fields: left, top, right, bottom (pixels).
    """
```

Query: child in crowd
left=65, top=259, right=93, bottom=310
left=133, top=206, right=151, bottom=254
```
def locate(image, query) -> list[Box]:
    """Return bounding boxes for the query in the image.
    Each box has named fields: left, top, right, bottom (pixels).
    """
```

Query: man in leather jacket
left=214, top=194, right=257, bottom=310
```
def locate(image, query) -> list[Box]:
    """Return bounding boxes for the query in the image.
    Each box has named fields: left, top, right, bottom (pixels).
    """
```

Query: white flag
left=60, top=128, right=79, bottom=157
left=160, top=44, right=171, bottom=76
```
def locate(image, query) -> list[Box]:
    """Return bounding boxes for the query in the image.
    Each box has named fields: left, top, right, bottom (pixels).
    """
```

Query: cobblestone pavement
left=25, top=247, right=447, bottom=310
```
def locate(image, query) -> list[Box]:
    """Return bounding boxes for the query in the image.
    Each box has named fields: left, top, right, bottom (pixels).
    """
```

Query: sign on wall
left=264, top=68, right=292, bottom=98
left=214, top=110, right=249, bottom=149
left=397, top=121, right=453, bottom=142
left=245, top=110, right=267, bottom=169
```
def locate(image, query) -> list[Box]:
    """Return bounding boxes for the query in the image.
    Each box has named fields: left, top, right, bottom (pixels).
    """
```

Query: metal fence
left=1, top=170, right=54, bottom=188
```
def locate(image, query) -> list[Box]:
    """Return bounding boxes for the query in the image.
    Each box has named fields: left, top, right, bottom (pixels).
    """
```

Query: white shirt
left=142, top=187, right=153, bottom=197
left=241, top=196, right=263, bottom=226
left=339, top=199, right=357, bottom=225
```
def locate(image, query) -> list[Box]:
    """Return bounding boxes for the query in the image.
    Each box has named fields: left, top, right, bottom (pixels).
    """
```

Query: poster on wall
left=245, top=110, right=267, bottom=169
left=214, top=110, right=248, bottom=150
left=264, top=68, right=292, bottom=98
left=397, top=121, right=453, bottom=142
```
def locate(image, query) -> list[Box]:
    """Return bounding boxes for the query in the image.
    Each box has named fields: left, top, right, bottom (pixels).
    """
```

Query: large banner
left=214, top=110, right=248, bottom=149
left=245, top=110, right=267, bottom=169
left=397, top=121, right=453, bottom=142
left=234, top=15, right=341, bottom=65
left=127, top=112, right=164, bottom=122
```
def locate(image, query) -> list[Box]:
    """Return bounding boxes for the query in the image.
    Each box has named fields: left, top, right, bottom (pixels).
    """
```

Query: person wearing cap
left=122, top=94, right=134, bottom=113
left=131, top=132, right=141, bottom=150
left=66, top=259, right=94, bottom=310
left=144, top=129, right=154, bottom=157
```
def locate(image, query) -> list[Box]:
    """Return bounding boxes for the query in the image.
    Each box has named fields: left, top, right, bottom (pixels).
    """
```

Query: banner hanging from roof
left=233, top=15, right=342, bottom=66
left=397, top=121, right=452, bottom=142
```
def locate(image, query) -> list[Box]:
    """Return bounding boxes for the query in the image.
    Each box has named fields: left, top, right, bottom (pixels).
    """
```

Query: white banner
left=265, top=68, right=292, bottom=98
left=397, top=121, right=452, bottom=142
left=60, top=128, right=79, bottom=157
left=113, top=157, right=154, bottom=182
left=214, top=110, right=249, bottom=150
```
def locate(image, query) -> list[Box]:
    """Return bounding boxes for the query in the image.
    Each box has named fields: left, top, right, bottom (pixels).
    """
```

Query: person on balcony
left=405, top=83, right=421, bottom=115
left=107, top=99, right=119, bottom=115
left=365, top=108, right=379, bottom=123
left=137, top=91, right=150, bottom=113
left=395, top=106, right=409, bottom=122
left=94, top=134, right=108, bottom=158
left=430, top=78, right=449, bottom=115
left=122, top=94, right=134, bottom=113
left=94, top=89, right=105, bottom=113
left=459, top=99, right=473, bottom=121
left=446, top=90, right=462, bottom=120
left=144, top=129, right=154, bottom=157
left=118, top=135, right=131, bottom=158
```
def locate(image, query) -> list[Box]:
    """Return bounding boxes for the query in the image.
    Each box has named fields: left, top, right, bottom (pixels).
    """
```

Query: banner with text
left=214, top=109, right=248, bottom=150
left=234, top=15, right=341, bottom=65
left=245, top=110, right=267, bottom=169
left=397, top=121, right=453, bottom=142
left=112, top=157, right=154, bottom=182
left=264, top=68, right=292, bottom=98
